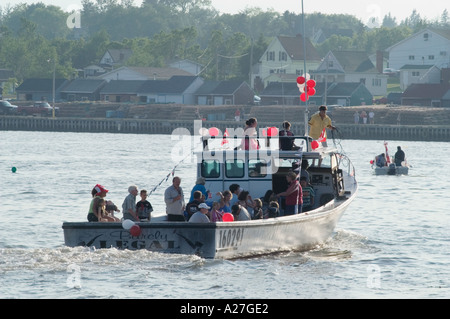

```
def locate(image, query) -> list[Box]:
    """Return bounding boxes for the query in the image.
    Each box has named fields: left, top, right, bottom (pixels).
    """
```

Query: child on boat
left=98, top=198, right=120, bottom=222
left=300, top=176, right=315, bottom=213
left=136, top=189, right=153, bottom=222
left=252, top=198, right=264, bottom=219
left=210, top=201, right=224, bottom=222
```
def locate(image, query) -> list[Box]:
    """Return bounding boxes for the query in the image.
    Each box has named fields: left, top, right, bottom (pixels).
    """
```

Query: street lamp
left=52, top=58, right=55, bottom=118
left=47, top=57, right=56, bottom=118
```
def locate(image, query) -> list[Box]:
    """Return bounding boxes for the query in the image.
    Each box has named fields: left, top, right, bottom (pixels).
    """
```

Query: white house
left=169, top=59, right=203, bottom=76
left=399, top=64, right=442, bottom=90
left=251, top=34, right=321, bottom=91
left=99, top=48, right=133, bottom=67
left=386, top=28, right=450, bottom=71
left=313, top=51, right=388, bottom=97
left=137, top=76, right=204, bottom=105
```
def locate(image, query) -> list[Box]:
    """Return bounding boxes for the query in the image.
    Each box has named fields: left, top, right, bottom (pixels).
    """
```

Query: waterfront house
left=60, top=79, right=106, bottom=101
left=399, top=65, right=441, bottom=90
left=325, top=82, right=373, bottom=106
left=386, top=28, right=450, bottom=72
left=313, top=50, right=388, bottom=97
left=259, top=81, right=372, bottom=107
left=195, top=80, right=255, bottom=106
left=98, top=66, right=194, bottom=82
left=16, top=78, right=69, bottom=101
left=137, top=76, right=204, bottom=105
left=251, top=34, right=321, bottom=90
left=100, top=80, right=147, bottom=103
left=99, top=48, right=133, bottom=68
left=169, top=59, right=203, bottom=76
left=402, top=83, right=450, bottom=107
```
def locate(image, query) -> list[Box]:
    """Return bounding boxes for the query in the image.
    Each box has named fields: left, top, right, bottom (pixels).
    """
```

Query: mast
left=301, top=0, right=309, bottom=136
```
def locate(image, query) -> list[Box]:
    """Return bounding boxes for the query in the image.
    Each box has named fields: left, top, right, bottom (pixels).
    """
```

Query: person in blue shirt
left=189, top=177, right=209, bottom=202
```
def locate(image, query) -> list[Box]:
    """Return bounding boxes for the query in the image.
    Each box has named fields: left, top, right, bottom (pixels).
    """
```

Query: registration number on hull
left=218, top=228, right=245, bottom=249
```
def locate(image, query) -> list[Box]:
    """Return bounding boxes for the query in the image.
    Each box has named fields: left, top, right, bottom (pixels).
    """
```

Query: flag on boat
left=221, top=129, right=229, bottom=146
left=384, top=141, right=391, bottom=163
left=318, top=128, right=327, bottom=143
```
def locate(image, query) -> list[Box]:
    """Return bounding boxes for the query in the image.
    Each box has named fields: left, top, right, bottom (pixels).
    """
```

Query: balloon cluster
left=122, top=219, right=142, bottom=237
left=262, top=126, right=279, bottom=137
left=297, top=73, right=316, bottom=102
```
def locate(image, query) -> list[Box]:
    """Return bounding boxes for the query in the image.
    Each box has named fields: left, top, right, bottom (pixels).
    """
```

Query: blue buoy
left=11, top=167, right=17, bottom=173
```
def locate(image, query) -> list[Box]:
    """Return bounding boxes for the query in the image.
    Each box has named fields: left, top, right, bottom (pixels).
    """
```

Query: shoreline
left=1, top=115, right=449, bottom=142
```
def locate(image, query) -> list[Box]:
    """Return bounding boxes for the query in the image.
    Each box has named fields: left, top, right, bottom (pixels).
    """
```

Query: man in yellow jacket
left=308, top=105, right=336, bottom=146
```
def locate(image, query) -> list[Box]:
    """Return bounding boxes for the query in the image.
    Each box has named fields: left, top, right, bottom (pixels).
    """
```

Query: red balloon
left=370, top=160, right=374, bottom=164
left=130, top=225, right=142, bottom=237
left=311, top=140, right=319, bottom=150
left=222, top=213, right=234, bottom=222
left=307, top=87, right=316, bottom=96
left=300, top=93, right=308, bottom=102
left=208, top=127, right=220, bottom=137
left=261, top=128, right=267, bottom=137
left=307, top=79, right=316, bottom=88
left=297, top=76, right=305, bottom=85
left=267, top=127, right=278, bottom=137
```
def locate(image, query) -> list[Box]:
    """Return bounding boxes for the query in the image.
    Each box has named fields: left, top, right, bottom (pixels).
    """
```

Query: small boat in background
left=371, top=142, right=409, bottom=175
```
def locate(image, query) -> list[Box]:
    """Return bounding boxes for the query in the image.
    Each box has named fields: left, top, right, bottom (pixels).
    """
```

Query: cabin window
left=320, top=155, right=332, bottom=168
left=225, top=159, right=244, bottom=178
left=248, top=159, right=268, bottom=178
left=201, top=160, right=220, bottom=178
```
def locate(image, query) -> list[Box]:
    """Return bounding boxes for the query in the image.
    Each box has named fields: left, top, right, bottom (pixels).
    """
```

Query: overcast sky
left=2, top=0, right=448, bottom=25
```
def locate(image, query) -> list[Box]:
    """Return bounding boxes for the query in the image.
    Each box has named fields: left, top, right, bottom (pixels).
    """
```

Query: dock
left=1, top=115, right=449, bottom=142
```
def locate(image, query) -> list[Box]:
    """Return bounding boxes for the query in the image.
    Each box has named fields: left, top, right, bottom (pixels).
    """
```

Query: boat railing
left=200, top=134, right=314, bottom=152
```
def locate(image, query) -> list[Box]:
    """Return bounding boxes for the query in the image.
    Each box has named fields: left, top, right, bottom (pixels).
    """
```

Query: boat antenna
left=301, top=0, right=309, bottom=137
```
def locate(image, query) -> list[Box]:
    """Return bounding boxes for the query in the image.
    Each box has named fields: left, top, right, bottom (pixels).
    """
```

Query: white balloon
left=122, top=219, right=135, bottom=230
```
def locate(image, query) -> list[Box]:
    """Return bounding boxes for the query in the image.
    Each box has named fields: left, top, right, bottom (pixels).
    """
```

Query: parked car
left=387, top=92, right=402, bottom=105
left=0, top=100, right=19, bottom=115
left=374, top=96, right=388, bottom=104
left=383, top=68, right=399, bottom=77
left=18, top=101, right=59, bottom=116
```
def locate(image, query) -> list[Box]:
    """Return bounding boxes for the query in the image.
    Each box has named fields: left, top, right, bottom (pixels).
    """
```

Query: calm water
left=0, top=130, right=449, bottom=299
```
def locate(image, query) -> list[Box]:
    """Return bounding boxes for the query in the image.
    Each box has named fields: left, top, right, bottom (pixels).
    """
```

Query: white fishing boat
left=62, top=2, right=357, bottom=258
left=63, top=130, right=358, bottom=259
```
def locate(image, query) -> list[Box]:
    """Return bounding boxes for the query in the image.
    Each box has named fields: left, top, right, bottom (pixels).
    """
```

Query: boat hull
left=373, top=165, right=409, bottom=175
left=62, top=195, right=355, bottom=259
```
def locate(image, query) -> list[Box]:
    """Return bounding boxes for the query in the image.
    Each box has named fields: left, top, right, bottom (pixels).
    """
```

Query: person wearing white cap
left=189, top=203, right=210, bottom=223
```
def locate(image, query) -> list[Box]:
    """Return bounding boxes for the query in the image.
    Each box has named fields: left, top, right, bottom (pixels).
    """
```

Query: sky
left=1, top=0, right=448, bottom=26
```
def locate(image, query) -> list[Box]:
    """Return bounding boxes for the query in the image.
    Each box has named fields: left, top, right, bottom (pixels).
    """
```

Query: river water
left=0, top=130, right=448, bottom=299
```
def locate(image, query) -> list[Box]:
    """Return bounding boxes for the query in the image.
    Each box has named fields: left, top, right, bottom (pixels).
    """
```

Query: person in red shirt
left=276, top=171, right=302, bottom=215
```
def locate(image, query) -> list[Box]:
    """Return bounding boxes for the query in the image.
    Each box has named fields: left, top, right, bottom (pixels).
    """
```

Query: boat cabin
left=196, top=133, right=346, bottom=212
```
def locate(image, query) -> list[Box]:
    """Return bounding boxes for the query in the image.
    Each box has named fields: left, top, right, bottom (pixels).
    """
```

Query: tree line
left=0, top=0, right=449, bottom=85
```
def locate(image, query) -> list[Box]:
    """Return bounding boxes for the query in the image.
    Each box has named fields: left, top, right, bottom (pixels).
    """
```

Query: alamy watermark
left=66, top=4, right=82, bottom=29
left=66, top=263, right=82, bottom=289
left=367, top=264, right=381, bottom=289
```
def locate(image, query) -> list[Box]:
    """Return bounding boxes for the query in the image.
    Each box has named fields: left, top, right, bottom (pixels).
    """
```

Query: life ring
left=358, top=125, right=367, bottom=136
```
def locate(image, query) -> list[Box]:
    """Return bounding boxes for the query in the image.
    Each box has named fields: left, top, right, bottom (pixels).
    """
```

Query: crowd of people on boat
left=87, top=171, right=315, bottom=224
left=86, top=107, right=340, bottom=223
left=87, top=184, right=153, bottom=223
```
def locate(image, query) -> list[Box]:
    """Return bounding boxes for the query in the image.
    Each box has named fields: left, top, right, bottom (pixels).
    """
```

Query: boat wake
left=302, top=229, right=372, bottom=261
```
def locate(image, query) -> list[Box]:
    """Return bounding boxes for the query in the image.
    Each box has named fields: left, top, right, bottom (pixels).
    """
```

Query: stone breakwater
left=1, top=115, right=449, bottom=142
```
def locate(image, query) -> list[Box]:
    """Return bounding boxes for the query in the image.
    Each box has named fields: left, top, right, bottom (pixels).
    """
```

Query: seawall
left=1, top=116, right=449, bottom=142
